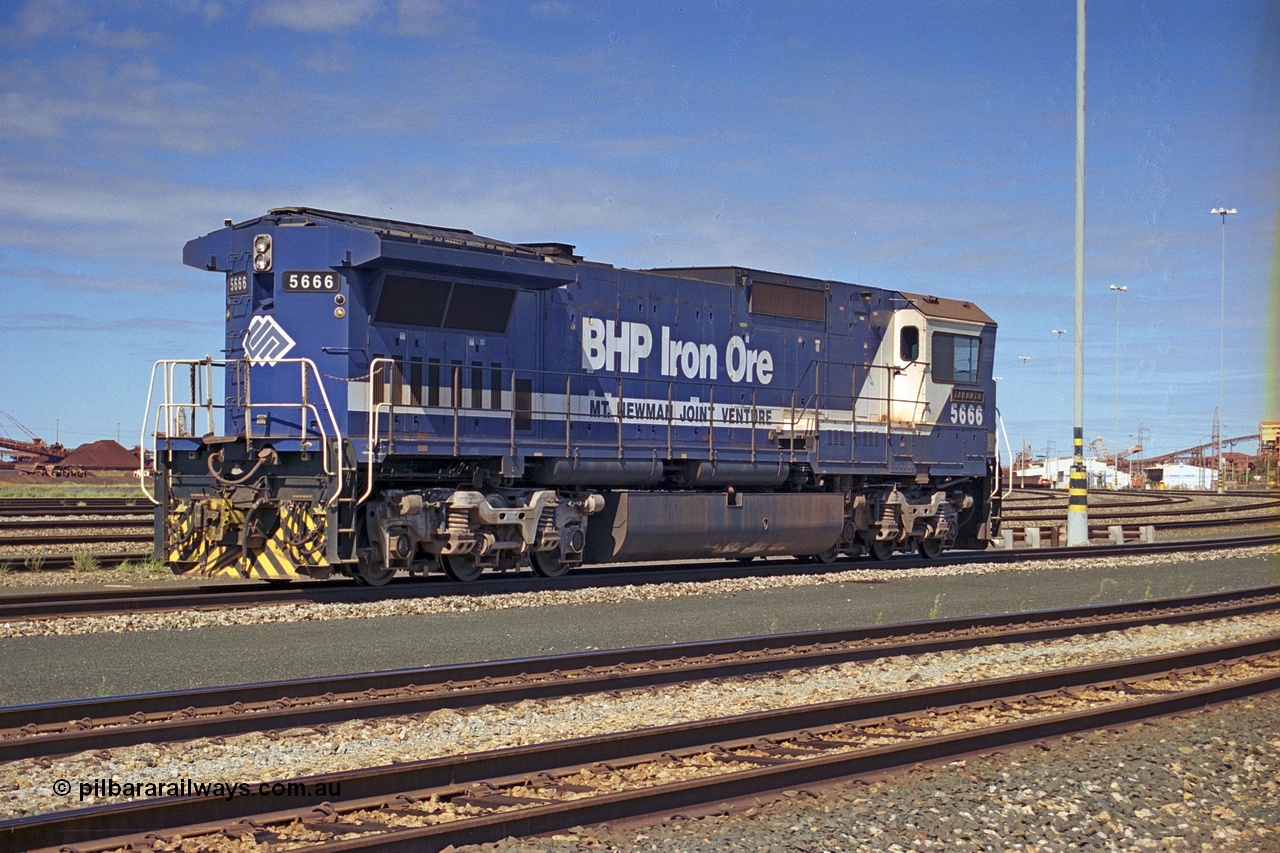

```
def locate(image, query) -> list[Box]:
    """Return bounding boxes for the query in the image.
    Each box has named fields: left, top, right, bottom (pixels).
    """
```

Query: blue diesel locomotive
left=141, top=207, right=1001, bottom=584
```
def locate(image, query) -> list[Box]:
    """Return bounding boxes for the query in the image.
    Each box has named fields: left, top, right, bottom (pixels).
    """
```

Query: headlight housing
left=252, top=234, right=272, bottom=271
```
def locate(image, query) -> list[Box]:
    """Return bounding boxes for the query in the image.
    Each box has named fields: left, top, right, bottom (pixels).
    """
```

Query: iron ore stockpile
left=0, top=535, right=1278, bottom=851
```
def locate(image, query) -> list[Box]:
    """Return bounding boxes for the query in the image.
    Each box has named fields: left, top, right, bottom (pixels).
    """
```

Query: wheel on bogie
left=353, top=555, right=396, bottom=587
left=868, top=539, right=894, bottom=561
left=814, top=546, right=840, bottom=564
left=917, top=538, right=943, bottom=559
left=531, top=549, right=570, bottom=578
left=444, top=553, right=483, bottom=582
left=350, top=537, right=394, bottom=584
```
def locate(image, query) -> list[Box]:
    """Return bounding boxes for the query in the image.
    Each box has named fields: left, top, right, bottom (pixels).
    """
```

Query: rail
left=140, top=357, right=345, bottom=506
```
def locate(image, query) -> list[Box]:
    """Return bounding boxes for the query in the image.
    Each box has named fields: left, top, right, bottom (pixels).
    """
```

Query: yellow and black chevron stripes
left=165, top=499, right=205, bottom=565
left=1068, top=427, right=1088, bottom=511
left=164, top=499, right=331, bottom=580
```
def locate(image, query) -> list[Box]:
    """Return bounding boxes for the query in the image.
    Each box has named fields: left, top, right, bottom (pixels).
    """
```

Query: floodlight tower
left=1109, top=285, right=1127, bottom=488
left=1068, top=0, right=1089, bottom=545
left=1053, top=328, right=1067, bottom=482
left=1210, top=207, right=1236, bottom=493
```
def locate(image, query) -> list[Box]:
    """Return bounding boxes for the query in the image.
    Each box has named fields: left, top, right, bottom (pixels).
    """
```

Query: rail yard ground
left=1, top=490, right=1278, bottom=852
left=0, top=545, right=1274, bottom=705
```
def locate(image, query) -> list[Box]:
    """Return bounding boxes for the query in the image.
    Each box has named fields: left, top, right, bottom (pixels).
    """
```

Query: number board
left=282, top=271, right=342, bottom=293
left=227, top=272, right=249, bottom=296
left=947, top=388, right=986, bottom=428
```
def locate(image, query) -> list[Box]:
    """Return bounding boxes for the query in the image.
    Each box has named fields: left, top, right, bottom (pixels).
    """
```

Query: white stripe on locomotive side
left=345, top=381, right=954, bottom=436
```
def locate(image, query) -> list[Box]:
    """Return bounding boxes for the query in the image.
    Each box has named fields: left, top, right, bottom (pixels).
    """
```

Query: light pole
left=1211, top=207, right=1236, bottom=493
left=1068, top=0, right=1089, bottom=545
left=1108, top=285, right=1127, bottom=489
left=1052, top=329, right=1067, bottom=486
left=1018, top=355, right=1031, bottom=475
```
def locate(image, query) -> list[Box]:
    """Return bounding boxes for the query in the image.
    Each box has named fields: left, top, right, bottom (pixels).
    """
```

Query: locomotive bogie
left=357, top=487, right=604, bottom=583
left=143, top=207, right=1001, bottom=583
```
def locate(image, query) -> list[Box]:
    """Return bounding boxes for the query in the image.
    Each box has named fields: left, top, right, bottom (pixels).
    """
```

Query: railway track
left=0, top=585, right=1275, bottom=762
left=0, top=501, right=152, bottom=566
left=0, top=499, right=151, bottom=518
left=4, top=587, right=1279, bottom=852
left=0, top=492, right=1274, bottom=575
left=0, top=533, right=1277, bottom=622
left=0, top=528, right=151, bottom=549
left=1001, top=489, right=1280, bottom=524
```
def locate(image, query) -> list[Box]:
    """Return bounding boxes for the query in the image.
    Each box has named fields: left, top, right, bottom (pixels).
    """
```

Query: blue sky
left=1, top=0, right=1276, bottom=460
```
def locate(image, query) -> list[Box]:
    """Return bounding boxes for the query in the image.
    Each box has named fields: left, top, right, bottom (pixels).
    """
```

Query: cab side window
left=899, top=325, right=920, bottom=361
left=932, top=332, right=981, bottom=383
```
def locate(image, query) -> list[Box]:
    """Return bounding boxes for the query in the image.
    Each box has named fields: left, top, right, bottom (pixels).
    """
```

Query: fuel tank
left=583, top=490, right=844, bottom=563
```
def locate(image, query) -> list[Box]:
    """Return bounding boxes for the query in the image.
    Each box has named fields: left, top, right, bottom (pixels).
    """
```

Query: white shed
left=1147, top=463, right=1216, bottom=490
left=1014, top=456, right=1131, bottom=489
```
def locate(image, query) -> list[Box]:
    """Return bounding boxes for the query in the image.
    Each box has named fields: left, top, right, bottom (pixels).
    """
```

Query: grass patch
left=117, top=558, right=169, bottom=575
left=0, top=482, right=146, bottom=499
left=72, top=551, right=100, bottom=573
left=22, top=555, right=44, bottom=572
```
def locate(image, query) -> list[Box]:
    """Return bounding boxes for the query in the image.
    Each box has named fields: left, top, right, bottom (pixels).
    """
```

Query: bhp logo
left=245, top=315, right=296, bottom=365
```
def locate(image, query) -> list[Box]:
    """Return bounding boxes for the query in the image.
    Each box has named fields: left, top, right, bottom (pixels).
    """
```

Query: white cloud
left=79, top=23, right=161, bottom=50
left=0, top=54, right=243, bottom=155
left=4, top=311, right=212, bottom=334
left=249, top=0, right=382, bottom=33
left=394, top=0, right=449, bottom=35
left=0, top=1, right=161, bottom=50
left=5, top=0, right=92, bottom=41
left=528, top=0, right=572, bottom=19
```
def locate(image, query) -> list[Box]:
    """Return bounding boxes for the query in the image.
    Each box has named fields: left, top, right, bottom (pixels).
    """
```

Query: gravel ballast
left=3, top=546, right=1279, bottom=640
left=466, top=696, right=1280, bottom=853
left=4, top=611, right=1279, bottom=829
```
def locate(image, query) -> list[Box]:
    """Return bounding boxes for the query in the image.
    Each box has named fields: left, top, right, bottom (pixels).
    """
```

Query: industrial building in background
left=1011, top=420, right=1280, bottom=490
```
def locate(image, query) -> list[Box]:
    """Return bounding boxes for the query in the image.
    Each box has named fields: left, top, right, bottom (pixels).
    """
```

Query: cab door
left=889, top=307, right=928, bottom=426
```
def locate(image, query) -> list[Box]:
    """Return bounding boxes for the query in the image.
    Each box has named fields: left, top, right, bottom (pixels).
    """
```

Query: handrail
left=163, top=354, right=999, bottom=511
left=356, top=357, right=983, bottom=466
left=996, top=406, right=1014, bottom=500
left=141, top=357, right=345, bottom=507
left=360, top=356, right=396, bottom=504
left=138, top=360, right=166, bottom=505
